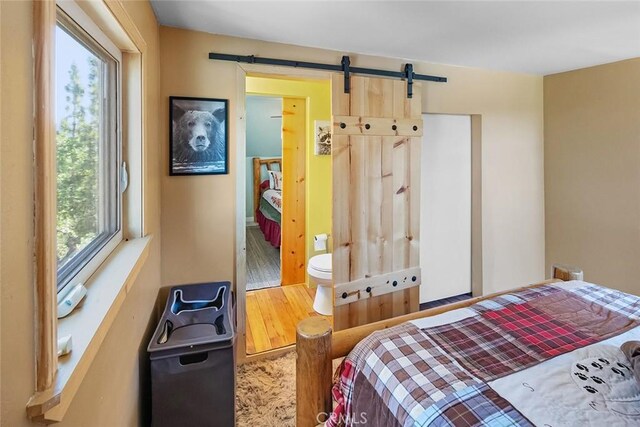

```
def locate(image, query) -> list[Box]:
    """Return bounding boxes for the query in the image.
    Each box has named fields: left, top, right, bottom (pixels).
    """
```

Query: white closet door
left=420, top=114, right=471, bottom=303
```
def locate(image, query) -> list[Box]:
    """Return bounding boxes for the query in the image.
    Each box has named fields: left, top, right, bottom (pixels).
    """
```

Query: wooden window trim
left=27, top=236, right=152, bottom=423
left=29, top=0, right=150, bottom=422
left=33, top=0, right=59, bottom=394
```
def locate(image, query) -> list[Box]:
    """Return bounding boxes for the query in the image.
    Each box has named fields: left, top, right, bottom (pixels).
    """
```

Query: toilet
left=307, top=253, right=333, bottom=315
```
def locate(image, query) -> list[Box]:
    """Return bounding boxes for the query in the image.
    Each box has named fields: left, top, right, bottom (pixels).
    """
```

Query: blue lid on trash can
left=148, top=282, right=235, bottom=355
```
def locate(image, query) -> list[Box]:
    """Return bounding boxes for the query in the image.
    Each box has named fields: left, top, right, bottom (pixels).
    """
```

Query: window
left=55, top=5, right=123, bottom=293
left=29, top=0, right=150, bottom=415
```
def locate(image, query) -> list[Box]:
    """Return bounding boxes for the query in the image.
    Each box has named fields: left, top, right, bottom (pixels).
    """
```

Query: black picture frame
left=169, top=96, right=229, bottom=176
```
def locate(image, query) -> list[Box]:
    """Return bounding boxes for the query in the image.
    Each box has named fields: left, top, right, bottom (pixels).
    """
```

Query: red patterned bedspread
left=255, top=207, right=280, bottom=248
left=327, top=283, right=640, bottom=427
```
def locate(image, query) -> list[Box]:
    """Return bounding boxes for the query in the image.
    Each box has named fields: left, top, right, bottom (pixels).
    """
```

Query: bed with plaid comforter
left=327, top=281, right=640, bottom=427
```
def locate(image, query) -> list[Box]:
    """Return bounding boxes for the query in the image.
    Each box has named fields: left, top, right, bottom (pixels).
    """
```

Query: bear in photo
left=172, top=106, right=226, bottom=165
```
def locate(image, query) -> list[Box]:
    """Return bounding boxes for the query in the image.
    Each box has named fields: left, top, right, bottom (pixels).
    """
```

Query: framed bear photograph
left=169, top=96, right=229, bottom=175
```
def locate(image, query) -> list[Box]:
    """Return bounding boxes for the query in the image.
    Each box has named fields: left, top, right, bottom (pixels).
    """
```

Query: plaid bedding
left=471, top=285, right=562, bottom=314
left=328, top=282, right=640, bottom=427
left=414, top=384, right=533, bottom=427
left=484, top=303, right=594, bottom=357
left=568, top=284, right=640, bottom=320
left=427, top=291, right=636, bottom=381
left=328, top=323, right=419, bottom=427
left=424, top=314, right=545, bottom=382
left=361, top=329, right=479, bottom=425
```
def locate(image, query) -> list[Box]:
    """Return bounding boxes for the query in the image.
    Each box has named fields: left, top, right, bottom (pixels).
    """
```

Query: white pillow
left=268, top=170, right=282, bottom=191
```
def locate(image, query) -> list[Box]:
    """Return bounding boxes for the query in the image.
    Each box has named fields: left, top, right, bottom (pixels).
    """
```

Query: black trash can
left=148, top=282, right=236, bottom=427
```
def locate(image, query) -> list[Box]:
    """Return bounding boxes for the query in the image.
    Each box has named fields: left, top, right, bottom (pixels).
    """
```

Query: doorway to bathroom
left=245, top=96, right=284, bottom=292
left=242, top=74, right=333, bottom=356
left=245, top=95, right=308, bottom=290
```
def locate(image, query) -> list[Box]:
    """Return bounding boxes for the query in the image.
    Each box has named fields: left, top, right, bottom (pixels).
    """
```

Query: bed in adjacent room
left=296, top=266, right=640, bottom=427
left=253, top=157, right=282, bottom=248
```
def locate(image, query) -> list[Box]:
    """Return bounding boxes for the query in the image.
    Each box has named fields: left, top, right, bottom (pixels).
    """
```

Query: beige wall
left=544, top=58, right=640, bottom=294
left=0, top=6, right=546, bottom=424
left=0, top=1, right=161, bottom=426
left=159, top=26, right=545, bottom=296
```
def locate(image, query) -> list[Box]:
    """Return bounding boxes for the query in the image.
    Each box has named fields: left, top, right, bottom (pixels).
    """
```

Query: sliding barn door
left=332, top=74, right=423, bottom=330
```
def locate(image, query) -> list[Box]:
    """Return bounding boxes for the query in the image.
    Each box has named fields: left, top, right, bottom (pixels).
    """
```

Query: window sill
left=26, top=235, right=152, bottom=423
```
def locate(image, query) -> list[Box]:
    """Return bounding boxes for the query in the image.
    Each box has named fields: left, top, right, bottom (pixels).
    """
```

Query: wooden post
left=297, top=317, right=332, bottom=427
left=552, top=264, right=584, bottom=281
left=252, top=157, right=261, bottom=220
left=33, top=0, right=58, bottom=392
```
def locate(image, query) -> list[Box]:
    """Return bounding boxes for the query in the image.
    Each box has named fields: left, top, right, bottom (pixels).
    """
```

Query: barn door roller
left=208, top=52, right=447, bottom=98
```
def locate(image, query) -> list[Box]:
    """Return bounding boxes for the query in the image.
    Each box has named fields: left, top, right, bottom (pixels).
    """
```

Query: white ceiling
left=150, top=1, right=640, bottom=75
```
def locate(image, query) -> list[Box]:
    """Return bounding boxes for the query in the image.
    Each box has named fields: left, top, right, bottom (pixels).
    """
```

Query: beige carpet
left=236, top=351, right=342, bottom=426
left=237, top=352, right=296, bottom=426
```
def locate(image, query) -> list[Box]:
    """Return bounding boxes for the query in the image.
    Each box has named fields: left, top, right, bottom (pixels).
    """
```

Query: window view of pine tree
left=55, top=27, right=103, bottom=268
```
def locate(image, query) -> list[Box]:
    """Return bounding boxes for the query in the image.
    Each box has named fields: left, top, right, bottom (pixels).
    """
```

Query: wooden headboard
left=252, top=157, right=282, bottom=215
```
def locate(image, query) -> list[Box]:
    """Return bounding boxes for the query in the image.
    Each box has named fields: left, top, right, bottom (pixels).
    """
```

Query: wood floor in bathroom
left=246, top=283, right=332, bottom=354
